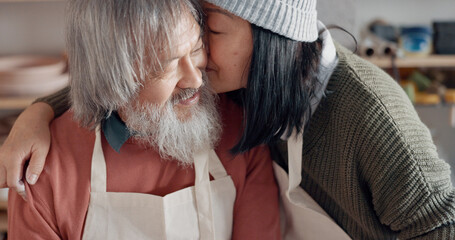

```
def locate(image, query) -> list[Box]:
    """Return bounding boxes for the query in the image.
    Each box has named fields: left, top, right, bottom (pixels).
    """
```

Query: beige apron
left=82, top=127, right=236, bottom=240
left=274, top=129, right=351, bottom=239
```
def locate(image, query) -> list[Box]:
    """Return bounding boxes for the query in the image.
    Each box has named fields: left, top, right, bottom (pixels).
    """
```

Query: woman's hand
left=0, top=102, right=54, bottom=200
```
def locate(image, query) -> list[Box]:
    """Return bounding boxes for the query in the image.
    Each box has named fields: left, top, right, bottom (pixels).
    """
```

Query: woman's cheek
left=208, top=37, right=226, bottom=65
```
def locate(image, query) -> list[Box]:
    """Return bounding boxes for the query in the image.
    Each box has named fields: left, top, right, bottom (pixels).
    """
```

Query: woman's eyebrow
left=205, top=8, right=234, bottom=19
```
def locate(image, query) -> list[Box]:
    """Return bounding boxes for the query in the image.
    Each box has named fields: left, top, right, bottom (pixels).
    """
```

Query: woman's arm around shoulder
left=0, top=102, right=54, bottom=199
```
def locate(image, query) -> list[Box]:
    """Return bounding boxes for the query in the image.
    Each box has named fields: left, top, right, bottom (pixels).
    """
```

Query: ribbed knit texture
left=34, top=86, right=71, bottom=118
left=271, top=44, right=455, bottom=239
left=205, top=0, right=318, bottom=42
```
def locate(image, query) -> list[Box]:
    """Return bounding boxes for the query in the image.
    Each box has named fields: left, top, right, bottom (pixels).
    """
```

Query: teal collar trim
left=102, top=112, right=131, bottom=153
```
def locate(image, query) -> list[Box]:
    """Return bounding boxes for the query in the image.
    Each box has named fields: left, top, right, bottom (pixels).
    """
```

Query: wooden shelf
left=0, top=211, right=6, bottom=233
left=0, top=200, right=6, bottom=232
left=365, top=55, right=455, bottom=68
left=0, top=0, right=64, bottom=2
left=0, top=97, right=34, bottom=110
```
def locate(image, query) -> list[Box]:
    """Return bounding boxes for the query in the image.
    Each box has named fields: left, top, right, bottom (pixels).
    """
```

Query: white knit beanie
left=204, top=0, right=318, bottom=42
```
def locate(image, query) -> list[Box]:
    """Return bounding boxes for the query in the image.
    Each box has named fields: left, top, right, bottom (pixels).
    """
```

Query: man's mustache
left=171, top=88, right=199, bottom=105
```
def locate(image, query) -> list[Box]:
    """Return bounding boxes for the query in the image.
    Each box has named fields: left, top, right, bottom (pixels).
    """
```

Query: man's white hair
left=66, top=0, right=203, bottom=128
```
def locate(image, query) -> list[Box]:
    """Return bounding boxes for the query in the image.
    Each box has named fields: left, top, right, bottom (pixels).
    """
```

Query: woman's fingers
left=4, top=154, right=26, bottom=201
left=26, top=145, right=49, bottom=185
left=0, top=102, right=54, bottom=198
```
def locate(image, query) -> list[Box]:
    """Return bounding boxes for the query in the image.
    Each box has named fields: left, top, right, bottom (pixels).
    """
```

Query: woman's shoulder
left=330, top=44, right=414, bottom=113
left=333, top=43, right=398, bottom=90
left=325, top=45, right=438, bottom=161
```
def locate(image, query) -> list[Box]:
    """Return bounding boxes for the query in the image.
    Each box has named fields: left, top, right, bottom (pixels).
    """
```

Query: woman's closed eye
left=207, top=28, right=222, bottom=35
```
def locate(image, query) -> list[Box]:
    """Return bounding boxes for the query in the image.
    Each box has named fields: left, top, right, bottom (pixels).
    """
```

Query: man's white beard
left=121, top=78, right=222, bottom=166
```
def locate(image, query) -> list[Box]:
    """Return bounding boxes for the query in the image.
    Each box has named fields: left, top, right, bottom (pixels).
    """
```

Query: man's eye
left=192, top=46, right=203, bottom=54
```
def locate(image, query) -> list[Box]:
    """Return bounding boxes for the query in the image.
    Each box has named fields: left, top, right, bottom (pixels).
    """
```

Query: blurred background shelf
left=0, top=0, right=63, bottom=2
left=0, top=200, right=6, bottom=233
left=365, top=55, right=455, bottom=68
left=0, top=211, right=6, bottom=233
left=0, top=97, right=34, bottom=110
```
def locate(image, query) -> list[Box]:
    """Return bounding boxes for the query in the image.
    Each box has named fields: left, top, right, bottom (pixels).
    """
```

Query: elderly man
left=7, top=0, right=280, bottom=239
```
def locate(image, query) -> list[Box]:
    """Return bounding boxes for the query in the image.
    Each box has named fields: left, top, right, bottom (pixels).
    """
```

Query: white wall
left=355, top=0, right=455, bottom=38
left=0, top=1, right=66, bottom=56
left=317, top=0, right=357, bottom=49
left=317, top=0, right=455, bottom=47
left=1, top=0, right=454, bottom=55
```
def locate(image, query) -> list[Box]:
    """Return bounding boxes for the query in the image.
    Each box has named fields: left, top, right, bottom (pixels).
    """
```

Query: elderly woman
left=3, top=0, right=455, bottom=239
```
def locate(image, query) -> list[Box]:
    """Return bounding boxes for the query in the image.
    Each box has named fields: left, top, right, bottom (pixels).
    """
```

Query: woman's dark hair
left=230, top=24, right=322, bottom=153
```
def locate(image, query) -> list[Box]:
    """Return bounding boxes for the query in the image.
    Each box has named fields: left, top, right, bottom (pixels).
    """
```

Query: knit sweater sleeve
left=352, top=58, right=455, bottom=239
left=34, top=86, right=71, bottom=118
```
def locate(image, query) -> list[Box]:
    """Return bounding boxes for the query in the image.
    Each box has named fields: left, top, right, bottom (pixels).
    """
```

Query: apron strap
left=90, top=126, right=107, bottom=193
left=193, top=148, right=216, bottom=239
left=208, top=150, right=228, bottom=179
left=287, top=128, right=304, bottom=192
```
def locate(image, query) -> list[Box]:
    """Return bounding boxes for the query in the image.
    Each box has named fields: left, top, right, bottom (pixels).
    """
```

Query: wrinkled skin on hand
left=0, top=102, right=54, bottom=201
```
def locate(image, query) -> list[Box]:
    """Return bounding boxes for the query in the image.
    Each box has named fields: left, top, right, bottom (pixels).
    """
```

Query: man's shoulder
left=47, top=110, right=94, bottom=178
left=50, top=110, right=94, bottom=147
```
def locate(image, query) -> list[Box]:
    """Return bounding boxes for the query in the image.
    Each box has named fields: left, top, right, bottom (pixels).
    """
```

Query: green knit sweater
left=271, top=45, right=455, bottom=239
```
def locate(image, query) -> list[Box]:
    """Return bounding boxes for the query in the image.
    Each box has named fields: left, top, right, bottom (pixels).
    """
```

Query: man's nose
left=177, top=56, right=203, bottom=89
